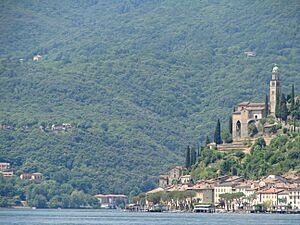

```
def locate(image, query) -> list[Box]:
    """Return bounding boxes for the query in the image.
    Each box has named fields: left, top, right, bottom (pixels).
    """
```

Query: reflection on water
left=0, top=209, right=299, bottom=225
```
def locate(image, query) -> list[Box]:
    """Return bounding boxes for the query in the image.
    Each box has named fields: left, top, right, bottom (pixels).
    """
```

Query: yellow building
left=256, top=188, right=284, bottom=209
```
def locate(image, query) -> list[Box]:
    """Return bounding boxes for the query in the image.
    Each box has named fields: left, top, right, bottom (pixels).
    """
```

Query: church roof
left=237, top=102, right=265, bottom=111
left=238, top=102, right=265, bottom=107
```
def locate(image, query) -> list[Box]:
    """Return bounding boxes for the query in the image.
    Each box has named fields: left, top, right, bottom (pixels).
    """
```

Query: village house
left=235, top=181, right=256, bottom=200
left=289, top=188, right=300, bottom=209
left=33, top=54, right=42, bottom=61
left=0, top=171, right=14, bottom=177
left=20, top=172, right=43, bottom=181
left=213, top=176, right=245, bottom=204
left=255, top=188, right=285, bottom=209
left=159, top=166, right=185, bottom=188
left=258, top=175, right=289, bottom=189
left=180, top=175, right=193, bottom=184
left=151, top=171, right=300, bottom=211
left=284, top=173, right=300, bottom=184
left=159, top=175, right=168, bottom=188
left=244, top=51, right=256, bottom=57
left=0, top=162, right=10, bottom=171
left=214, top=182, right=237, bottom=204
left=188, top=180, right=215, bottom=204
left=0, top=124, right=14, bottom=130
left=51, top=123, right=72, bottom=131
left=277, top=191, right=290, bottom=209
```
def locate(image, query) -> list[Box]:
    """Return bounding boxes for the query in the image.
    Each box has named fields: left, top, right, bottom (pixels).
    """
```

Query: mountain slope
left=0, top=0, right=300, bottom=194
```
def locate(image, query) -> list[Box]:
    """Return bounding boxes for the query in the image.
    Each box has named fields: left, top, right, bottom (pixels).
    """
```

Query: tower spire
left=269, top=64, right=281, bottom=115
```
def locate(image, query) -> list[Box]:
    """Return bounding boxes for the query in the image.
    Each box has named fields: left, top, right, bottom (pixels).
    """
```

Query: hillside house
left=180, top=175, right=193, bottom=184
left=33, top=54, right=42, bottom=61
left=0, top=171, right=14, bottom=177
left=51, top=123, right=72, bottom=131
left=0, top=162, right=10, bottom=171
left=159, top=166, right=185, bottom=188
left=20, top=173, right=43, bottom=181
left=244, top=51, right=256, bottom=57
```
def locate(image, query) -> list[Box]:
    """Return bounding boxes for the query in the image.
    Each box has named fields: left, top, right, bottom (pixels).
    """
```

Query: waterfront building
left=95, top=194, right=128, bottom=208
left=256, top=188, right=285, bottom=209
left=289, top=188, right=300, bottom=209
left=188, top=181, right=215, bottom=204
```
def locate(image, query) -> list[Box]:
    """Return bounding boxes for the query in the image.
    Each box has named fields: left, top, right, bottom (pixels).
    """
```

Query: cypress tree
left=190, top=146, right=196, bottom=166
left=280, top=93, right=288, bottom=123
left=214, top=119, right=222, bottom=144
left=275, top=94, right=281, bottom=119
left=185, top=146, right=191, bottom=169
left=264, top=94, right=269, bottom=117
left=291, top=84, right=295, bottom=112
left=205, top=136, right=210, bottom=145
left=229, top=116, right=233, bottom=135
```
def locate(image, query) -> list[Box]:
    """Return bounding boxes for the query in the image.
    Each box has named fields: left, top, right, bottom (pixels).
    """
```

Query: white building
left=33, top=54, right=42, bottom=61
left=289, top=188, right=300, bottom=209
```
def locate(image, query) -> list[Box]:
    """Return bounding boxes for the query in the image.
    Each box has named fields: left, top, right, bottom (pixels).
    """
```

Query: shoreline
left=2, top=207, right=300, bottom=214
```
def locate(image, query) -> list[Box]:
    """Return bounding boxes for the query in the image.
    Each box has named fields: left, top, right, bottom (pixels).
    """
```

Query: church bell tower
left=269, top=64, right=281, bottom=115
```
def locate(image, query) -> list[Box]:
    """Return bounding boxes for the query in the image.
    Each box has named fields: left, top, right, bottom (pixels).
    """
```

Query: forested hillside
left=0, top=0, right=300, bottom=195
left=191, top=133, right=300, bottom=180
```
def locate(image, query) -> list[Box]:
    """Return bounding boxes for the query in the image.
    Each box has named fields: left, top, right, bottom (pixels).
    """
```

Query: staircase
left=216, top=141, right=252, bottom=153
left=216, top=135, right=277, bottom=154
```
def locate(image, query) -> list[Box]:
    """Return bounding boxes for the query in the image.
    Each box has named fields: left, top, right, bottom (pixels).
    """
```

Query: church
left=232, top=65, right=281, bottom=141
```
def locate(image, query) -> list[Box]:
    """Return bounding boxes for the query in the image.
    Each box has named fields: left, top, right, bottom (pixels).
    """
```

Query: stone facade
left=159, top=166, right=185, bottom=188
left=232, top=65, right=281, bottom=141
left=269, top=65, right=281, bottom=115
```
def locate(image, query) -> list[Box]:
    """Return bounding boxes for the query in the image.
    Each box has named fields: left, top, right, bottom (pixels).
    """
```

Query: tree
left=275, top=94, right=281, bottom=119
left=205, top=136, right=210, bottom=145
left=291, top=84, right=295, bottom=112
left=190, top=146, right=196, bottom=166
left=214, top=119, right=222, bottom=144
left=264, top=95, right=269, bottom=117
left=185, top=146, right=191, bottom=169
left=222, top=129, right=232, bottom=143
left=248, top=122, right=258, bottom=137
left=232, top=192, right=245, bottom=210
left=280, top=93, right=288, bottom=123
left=229, top=116, right=233, bottom=135
left=30, top=194, right=48, bottom=208
left=219, top=193, right=234, bottom=211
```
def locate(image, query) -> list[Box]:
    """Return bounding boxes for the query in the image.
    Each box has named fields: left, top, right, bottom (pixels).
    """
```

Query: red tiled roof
left=258, top=188, right=284, bottom=194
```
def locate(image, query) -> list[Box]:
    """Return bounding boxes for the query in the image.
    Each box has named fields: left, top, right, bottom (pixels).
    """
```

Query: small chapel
left=232, top=65, right=281, bottom=141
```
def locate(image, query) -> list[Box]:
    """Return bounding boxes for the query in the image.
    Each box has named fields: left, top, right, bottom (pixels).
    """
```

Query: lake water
left=0, top=209, right=300, bottom=225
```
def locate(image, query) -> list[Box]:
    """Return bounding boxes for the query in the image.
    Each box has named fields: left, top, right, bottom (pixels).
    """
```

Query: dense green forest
left=0, top=0, right=300, bottom=200
left=191, top=133, right=300, bottom=180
